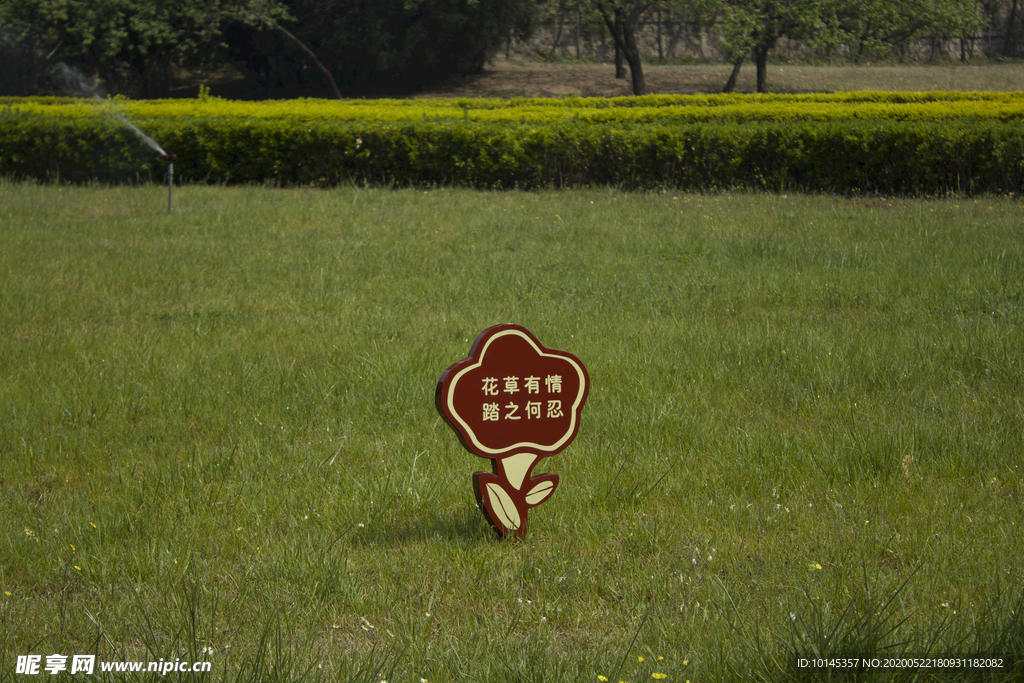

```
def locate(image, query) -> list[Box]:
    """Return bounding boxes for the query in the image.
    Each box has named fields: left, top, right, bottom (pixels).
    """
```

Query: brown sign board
left=436, top=324, right=590, bottom=539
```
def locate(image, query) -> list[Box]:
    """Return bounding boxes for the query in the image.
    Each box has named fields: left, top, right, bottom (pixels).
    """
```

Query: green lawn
left=1, top=182, right=1022, bottom=682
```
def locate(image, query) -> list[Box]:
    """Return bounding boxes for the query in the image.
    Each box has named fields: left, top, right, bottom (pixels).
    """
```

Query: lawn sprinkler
left=161, top=153, right=176, bottom=214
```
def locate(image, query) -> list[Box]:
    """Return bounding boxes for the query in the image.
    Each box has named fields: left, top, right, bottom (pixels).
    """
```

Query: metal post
left=162, top=153, right=176, bottom=215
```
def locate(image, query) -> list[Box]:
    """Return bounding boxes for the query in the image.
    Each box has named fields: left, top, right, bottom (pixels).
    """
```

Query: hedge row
left=2, top=107, right=1023, bottom=195
left=5, top=92, right=1024, bottom=125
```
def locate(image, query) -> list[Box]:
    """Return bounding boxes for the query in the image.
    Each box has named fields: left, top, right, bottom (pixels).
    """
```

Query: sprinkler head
left=161, top=153, right=176, bottom=160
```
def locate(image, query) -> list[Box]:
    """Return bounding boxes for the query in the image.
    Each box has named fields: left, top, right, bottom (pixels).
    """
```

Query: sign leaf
left=525, top=480, right=555, bottom=506
left=486, top=482, right=520, bottom=531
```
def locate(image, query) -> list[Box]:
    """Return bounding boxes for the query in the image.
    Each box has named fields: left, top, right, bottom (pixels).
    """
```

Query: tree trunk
left=657, top=9, right=663, bottom=62
left=602, top=7, right=643, bottom=93
left=614, top=30, right=627, bottom=78
left=722, top=55, right=743, bottom=93
left=1004, top=0, right=1020, bottom=57
left=549, top=5, right=565, bottom=61
left=575, top=2, right=581, bottom=59
left=664, top=18, right=687, bottom=59
left=856, top=22, right=872, bottom=63
left=754, top=44, right=769, bottom=93
left=614, top=43, right=626, bottom=77
left=620, top=11, right=646, bottom=95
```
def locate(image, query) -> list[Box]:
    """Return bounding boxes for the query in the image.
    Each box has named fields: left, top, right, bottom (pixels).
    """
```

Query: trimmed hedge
left=2, top=96, right=1023, bottom=194
left=6, top=92, right=1024, bottom=124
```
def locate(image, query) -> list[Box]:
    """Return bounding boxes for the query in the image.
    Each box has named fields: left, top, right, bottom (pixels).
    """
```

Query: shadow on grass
left=345, top=502, right=500, bottom=549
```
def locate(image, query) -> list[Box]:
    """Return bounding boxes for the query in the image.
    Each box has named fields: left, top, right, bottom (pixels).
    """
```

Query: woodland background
left=1, top=0, right=1022, bottom=99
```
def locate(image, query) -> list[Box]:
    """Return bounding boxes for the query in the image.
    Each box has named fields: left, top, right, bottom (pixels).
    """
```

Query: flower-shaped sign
left=436, top=324, right=589, bottom=539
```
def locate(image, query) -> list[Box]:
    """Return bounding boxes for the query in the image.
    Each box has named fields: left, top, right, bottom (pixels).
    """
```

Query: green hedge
left=7, top=92, right=1024, bottom=123
left=2, top=106, right=1022, bottom=195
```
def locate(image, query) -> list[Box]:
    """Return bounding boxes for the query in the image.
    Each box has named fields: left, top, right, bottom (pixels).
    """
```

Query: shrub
left=1, top=95, right=1022, bottom=194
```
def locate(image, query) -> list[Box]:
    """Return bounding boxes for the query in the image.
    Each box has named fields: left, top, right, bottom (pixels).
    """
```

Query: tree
left=924, top=0, right=985, bottom=60
left=654, top=0, right=722, bottom=61
left=832, top=0, right=934, bottom=61
left=1005, top=0, right=1023, bottom=56
left=0, top=0, right=290, bottom=96
left=593, top=0, right=653, bottom=95
left=719, top=0, right=831, bottom=92
left=827, top=0, right=982, bottom=62
left=831, top=0, right=926, bottom=62
left=219, top=0, right=533, bottom=96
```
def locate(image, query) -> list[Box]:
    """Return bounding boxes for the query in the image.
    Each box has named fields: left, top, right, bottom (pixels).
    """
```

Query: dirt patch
left=185, top=60, right=738, bottom=100
left=411, top=61, right=740, bottom=98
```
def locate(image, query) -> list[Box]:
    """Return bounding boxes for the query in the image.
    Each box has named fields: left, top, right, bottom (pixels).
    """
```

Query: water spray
left=54, top=63, right=174, bottom=212
left=161, top=153, right=176, bottom=214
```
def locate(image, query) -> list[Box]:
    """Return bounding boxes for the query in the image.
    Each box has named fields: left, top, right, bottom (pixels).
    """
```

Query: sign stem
left=497, top=452, right=538, bottom=491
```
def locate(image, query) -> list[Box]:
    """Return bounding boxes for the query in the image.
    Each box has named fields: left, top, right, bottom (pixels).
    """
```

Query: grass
left=411, top=60, right=1024, bottom=98
left=736, top=62, right=1024, bottom=93
left=1, top=182, right=1022, bottom=682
